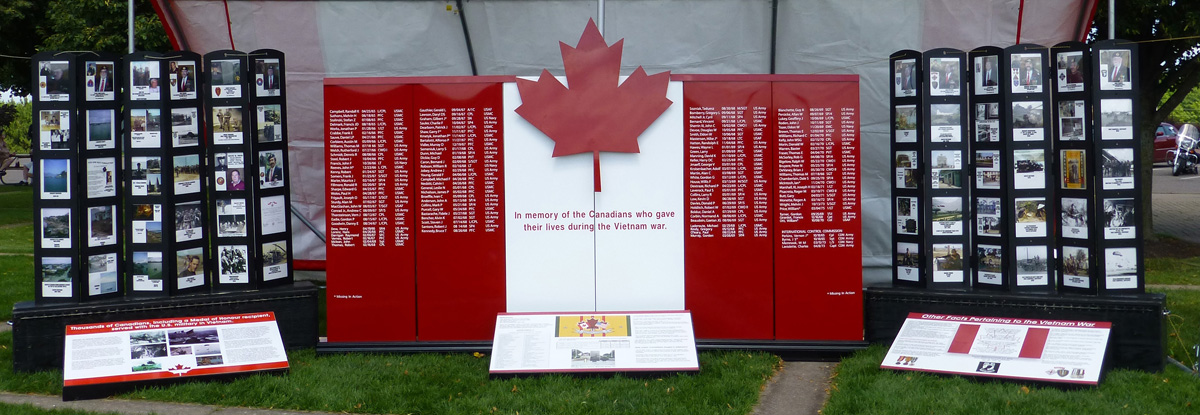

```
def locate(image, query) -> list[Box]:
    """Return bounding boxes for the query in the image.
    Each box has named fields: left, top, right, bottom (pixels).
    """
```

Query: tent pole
left=769, top=0, right=778, bottom=74
left=1108, top=0, right=1115, bottom=39
left=456, top=0, right=478, bottom=76
left=597, top=0, right=604, bottom=36
left=128, top=0, right=135, bottom=53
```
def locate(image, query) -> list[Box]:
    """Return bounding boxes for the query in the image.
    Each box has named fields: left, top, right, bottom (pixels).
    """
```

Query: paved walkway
left=0, top=392, right=343, bottom=415
left=1151, top=166, right=1200, bottom=243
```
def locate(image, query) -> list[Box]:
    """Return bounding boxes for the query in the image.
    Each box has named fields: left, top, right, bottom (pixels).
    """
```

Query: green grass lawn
left=0, top=186, right=33, bottom=227
left=0, top=403, right=119, bottom=415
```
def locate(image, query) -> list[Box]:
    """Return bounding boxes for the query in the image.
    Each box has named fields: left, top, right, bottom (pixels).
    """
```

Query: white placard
left=63, top=313, right=289, bottom=392
left=489, top=311, right=699, bottom=375
left=882, top=313, right=1110, bottom=385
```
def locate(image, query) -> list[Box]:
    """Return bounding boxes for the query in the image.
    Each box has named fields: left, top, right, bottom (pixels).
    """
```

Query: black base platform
left=12, top=281, right=319, bottom=372
left=315, top=339, right=867, bottom=362
left=865, top=285, right=1167, bottom=372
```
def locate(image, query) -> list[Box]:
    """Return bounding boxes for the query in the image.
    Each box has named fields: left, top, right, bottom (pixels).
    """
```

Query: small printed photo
left=1016, top=245, right=1050, bottom=274
left=930, top=150, right=962, bottom=189
left=894, top=59, right=917, bottom=97
left=1012, top=101, right=1045, bottom=141
left=218, top=245, right=249, bottom=284
left=85, top=158, right=117, bottom=199
left=130, top=331, right=167, bottom=345
left=1010, top=53, right=1044, bottom=93
left=176, top=247, right=205, bottom=287
left=129, top=60, right=161, bottom=101
left=1015, top=198, right=1047, bottom=223
left=41, top=257, right=72, bottom=283
left=210, top=59, right=242, bottom=98
left=931, top=197, right=963, bottom=236
left=85, top=61, right=116, bottom=101
left=1062, top=198, right=1089, bottom=239
left=1059, top=100, right=1087, bottom=141
left=171, top=108, right=200, bottom=147
left=570, top=349, right=616, bottom=367
left=175, top=201, right=204, bottom=242
left=1062, top=246, right=1090, bottom=277
left=131, top=359, right=163, bottom=372
left=41, top=208, right=71, bottom=248
left=213, top=106, right=244, bottom=133
left=974, top=103, right=1000, bottom=142
left=40, top=159, right=70, bottom=200
left=132, top=251, right=164, bottom=281
left=1105, top=248, right=1138, bottom=286
left=259, top=150, right=285, bottom=188
left=263, top=240, right=290, bottom=281
left=895, top=242, right=920, bottom=268
left=169, top=346, right=193, bottom=356
left=255, top=58, right=282, bottom=97
left=39, top=110, right=71, bottom=150
left=1103, top=198, right=1136, bottom=242
left=1099, top=49, right=1132, bottom=91
left=1013, top=149, right=1046, bottom=189
left=1101, top=148, right=1135, bottom=189
left=169, top=328, right=219, bottom=344
left=193, top=342, right=222, bottom=356
left=257, top=104, right=284, bottom=142
left=85, top=253, right=117, bottom=296
left=38, top=60, right=71, bottom=101
left=976, top=197, right=1001, bottom=237
left=131, top=344, right=167, bottom=360
left=216, top=198, right=247, bottom=238
left=1061, top=149, right=1087, bottom=189
left=896, top=197, right=918, bottom=235
left=977, top=245, right=1002, bottom=273
left=932, top=243, right=964, bottom=272
left=974, top=55, right=1000, bottom=95
left=928, top=57, right=960, bottom=96
left=88, top=205, right=116, bottom=246
left=130, top=108, right=162, bottom=148
left=1056, top=51, right=1086, bottom=92
left=173, top=154, right=202, bottom=195
left=170, top=60, right=197, bottom=100
left=1100, top=99, right=1134, bottom=140
left=86, top=109, right=115, bottom=149
left=197, top=355, right=225, bottom=367
left=895, top=151, right=918, bottom=189
left=929, top=104, right=962, bottom=142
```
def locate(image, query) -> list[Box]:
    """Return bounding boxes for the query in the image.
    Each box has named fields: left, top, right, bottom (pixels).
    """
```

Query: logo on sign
left=168, top=364, right=193, bottom=376
left=976, top=362, right=1000, bottom=373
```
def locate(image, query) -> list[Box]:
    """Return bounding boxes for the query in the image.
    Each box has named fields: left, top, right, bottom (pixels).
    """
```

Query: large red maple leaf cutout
left=516, top=19, right=673, bottom=191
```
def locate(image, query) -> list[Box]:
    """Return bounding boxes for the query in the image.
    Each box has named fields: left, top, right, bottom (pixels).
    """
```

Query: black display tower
left=890, top=50, right=924, bottom=287
left=76, top=52, right=125, bottom=301
left=248, top=49, right=295, bottom=288
left=1090, top=39, right=1143, bottom=294
left=921, top=48, right=970, bottom=290
left=1001, top=44, right=1055, bottom=293
left=205, top=50, right=255, bottom=291
left=31, top=52, right=82, bottom=304
left=967, top=46, right=1006, bottom=290
left=1050, top=41, right=1097, bottom=294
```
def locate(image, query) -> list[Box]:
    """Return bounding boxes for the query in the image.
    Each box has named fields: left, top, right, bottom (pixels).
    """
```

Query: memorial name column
left=324, top=83, right=416, bottom=342
left=773, top=79, right=862, bottom=341
left=682, top=80, right=773, bottom=340
left=414, top=82, right=505, bottom=341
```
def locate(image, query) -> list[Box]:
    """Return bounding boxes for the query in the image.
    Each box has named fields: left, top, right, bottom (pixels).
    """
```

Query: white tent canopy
left=153, top=0, right=1096, bottom=282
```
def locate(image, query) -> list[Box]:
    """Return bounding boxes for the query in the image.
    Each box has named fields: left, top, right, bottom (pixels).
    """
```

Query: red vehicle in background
left=1156, top=122, right=1179, bottom=164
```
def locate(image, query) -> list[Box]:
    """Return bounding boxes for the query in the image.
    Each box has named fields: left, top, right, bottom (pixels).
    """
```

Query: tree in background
left=1166, top=88, right=1200, bottom=125
left=1093, top=0, right=1200, bottom=234
left=0, top=0, right=169, bottom=94
left=0, top=100, right=32, bottom=154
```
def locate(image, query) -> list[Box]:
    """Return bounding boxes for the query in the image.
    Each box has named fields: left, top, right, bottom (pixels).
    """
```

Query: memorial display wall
left=32, top=52, right=84, bottom=303
left=324, top=74, right=862, bottom=344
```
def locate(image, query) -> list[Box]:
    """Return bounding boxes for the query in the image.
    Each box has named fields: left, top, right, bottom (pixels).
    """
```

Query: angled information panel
left=882, top=312, right=1110, bottom=385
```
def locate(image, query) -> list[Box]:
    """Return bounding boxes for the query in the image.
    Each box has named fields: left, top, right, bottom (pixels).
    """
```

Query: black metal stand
left=12, top=281, right=319, bottom=372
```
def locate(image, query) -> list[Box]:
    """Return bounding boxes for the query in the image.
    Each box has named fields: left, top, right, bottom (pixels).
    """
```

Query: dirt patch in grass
left=1145, top=234, right=1200, bottom=259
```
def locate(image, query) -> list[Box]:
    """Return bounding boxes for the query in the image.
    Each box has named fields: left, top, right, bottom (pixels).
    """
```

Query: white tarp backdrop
left=154, top=0, right=1095, bottom=283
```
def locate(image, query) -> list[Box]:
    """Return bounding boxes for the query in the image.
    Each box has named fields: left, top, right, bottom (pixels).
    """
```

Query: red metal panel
left=772, top=80, right=863, bottom=341
left=413, top=83, right=506, bottom=341
left=683, top=81, right=775, bottom=339
left=325, top=83, right=417, bottom=342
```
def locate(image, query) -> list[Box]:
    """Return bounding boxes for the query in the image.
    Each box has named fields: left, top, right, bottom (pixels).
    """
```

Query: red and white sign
left=882, top=313, right=1111, bottom=384
left=63, top=312, right=288, bottom=387
left=324, top=23, right=861, bottom=344
left=489, top=311, right=699, bottom=375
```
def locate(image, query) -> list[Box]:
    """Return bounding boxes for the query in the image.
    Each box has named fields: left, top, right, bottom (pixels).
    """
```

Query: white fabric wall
left=157, top=0, right=1094, bottom=284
